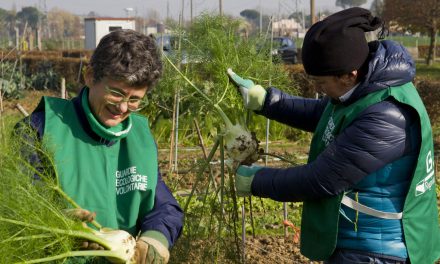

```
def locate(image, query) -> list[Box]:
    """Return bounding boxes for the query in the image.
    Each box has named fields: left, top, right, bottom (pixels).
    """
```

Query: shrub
left=415, top=78, right=440, bottom=125
left=417, top=45, right=440, bottom=59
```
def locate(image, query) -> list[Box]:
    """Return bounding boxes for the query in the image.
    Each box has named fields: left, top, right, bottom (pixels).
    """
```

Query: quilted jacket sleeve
left=257, top=87, right=329, bottom=132
left=251, top=99, right=420, bottom=202
left=140, top=170, right=183, bottom=248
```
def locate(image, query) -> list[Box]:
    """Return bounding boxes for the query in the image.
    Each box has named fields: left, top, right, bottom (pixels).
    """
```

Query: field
left=1, top=16, right=440, bottom=263
left=2, top=62, right=440, bottom=263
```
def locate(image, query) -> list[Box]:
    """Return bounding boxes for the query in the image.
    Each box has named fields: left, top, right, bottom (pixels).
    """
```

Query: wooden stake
left=193, top=119, right=217, bottom=189
left=16, top=103, right=29, bottom=117
left=241, top=201, right=246, bottom=264
left=60, top=77, right=66, bottom=99
left=169, top=92, right=177, bottom=171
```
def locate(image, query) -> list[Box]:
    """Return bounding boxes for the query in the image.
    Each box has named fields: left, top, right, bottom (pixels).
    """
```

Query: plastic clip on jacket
left=341, top=195, right=403, bottom=220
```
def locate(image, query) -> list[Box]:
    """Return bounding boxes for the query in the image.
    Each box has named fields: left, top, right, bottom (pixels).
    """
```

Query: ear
left=348, top=70, right=358, bottom=80
left=341, top=70, right=358, bottom=86
left=84, top=67, right=94, bottom=87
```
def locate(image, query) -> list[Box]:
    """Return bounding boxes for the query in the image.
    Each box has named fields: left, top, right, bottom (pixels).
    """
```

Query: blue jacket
left=20, top=89, right=183, bottom=248
left=252, top=40, right=420, bottom=258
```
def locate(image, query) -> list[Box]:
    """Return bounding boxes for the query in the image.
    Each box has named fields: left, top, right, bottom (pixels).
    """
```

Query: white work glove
left=235, top=164, right=263, bottom=197
left=135, top=231, right=170, bottom=264
left=227, top=68, right=267, bottom=111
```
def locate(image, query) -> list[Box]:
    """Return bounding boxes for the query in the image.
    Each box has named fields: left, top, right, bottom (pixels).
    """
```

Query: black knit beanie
left=302, top=7, right=382, bottom=76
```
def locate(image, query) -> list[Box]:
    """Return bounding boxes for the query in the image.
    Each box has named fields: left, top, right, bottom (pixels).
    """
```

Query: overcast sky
left=0, top=0, right=374, bottom=20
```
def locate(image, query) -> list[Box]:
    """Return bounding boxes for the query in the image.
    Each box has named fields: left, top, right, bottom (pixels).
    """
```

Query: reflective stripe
left=341, top=195, right=403, bottom=220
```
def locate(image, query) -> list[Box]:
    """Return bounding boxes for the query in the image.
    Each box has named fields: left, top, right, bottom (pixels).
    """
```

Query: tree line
left=0, top=0, right=438, bottom=64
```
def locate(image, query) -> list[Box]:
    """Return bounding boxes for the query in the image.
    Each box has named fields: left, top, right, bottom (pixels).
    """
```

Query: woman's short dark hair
left=90, top=29, right=162, bottom=88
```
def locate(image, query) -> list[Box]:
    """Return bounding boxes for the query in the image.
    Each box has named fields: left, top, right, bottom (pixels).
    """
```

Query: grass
left=386, top=35, right=433, bottom=47
left=416, top=62, right=440, bottom=80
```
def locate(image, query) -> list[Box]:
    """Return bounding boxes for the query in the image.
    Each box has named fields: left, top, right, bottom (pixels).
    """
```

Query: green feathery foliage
left=0, top=117, right=136, bottom=263
left=146, top=14, right=298, bottom=145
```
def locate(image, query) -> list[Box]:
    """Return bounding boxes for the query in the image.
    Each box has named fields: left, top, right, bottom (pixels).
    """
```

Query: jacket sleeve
left=140, top=170, right=184, bottom=248
left=14, top=111, right=45, bottom=175
left=257, top=87, right=329, bottom=132
left=251, top=99, right=420, bottom=202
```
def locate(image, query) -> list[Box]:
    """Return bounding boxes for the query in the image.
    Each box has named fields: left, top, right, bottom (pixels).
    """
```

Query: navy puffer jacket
left=252, top=40, right=420, bottom=258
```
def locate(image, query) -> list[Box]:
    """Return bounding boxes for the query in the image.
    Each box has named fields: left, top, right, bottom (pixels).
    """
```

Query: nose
left=118, top=101, right=129, bottom=113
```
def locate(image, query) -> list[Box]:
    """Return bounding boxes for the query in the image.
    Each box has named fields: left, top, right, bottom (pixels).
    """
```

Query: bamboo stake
left=193, top=119, right=217, bottom=189
left=269, top=15, right=289, bottom=238
left=0, top=79, right=3, bottom=113
left=174, top=90, right=180, bottom=173
left=0, top=78, right=4, bottom=140
left=249, top=197, right=255, bottom=238
left=169, top=92, right=177, bottom=171
left=219, top=135, right=225, bottom=214
left=183, top=139, right=220, bottom=212
left=218, top=135, right=226, bottom=263
left=283, top=202, right=288, bottom=238
left=241, top=202, right=246, bottom=264
left=0, top=52, right=3, bottom=113
left=60, top=77, right=66, bottom=99
left=228, top=166, right=241, bottom=262
left=16, top=103, right=29, bottom=117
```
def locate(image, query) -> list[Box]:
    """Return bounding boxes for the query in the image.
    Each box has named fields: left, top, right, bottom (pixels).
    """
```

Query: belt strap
left=341, top=195, right=403, bottom=220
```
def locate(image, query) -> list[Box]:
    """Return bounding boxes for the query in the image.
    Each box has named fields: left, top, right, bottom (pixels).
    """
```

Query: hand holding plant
left=235, top=164, right=263, bottom=196
left=227, top=68, right=267, bottom=111
left=135, top=232, right=170, bottom=264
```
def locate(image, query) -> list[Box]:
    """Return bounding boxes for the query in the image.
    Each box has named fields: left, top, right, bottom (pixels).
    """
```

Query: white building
left=84, top=17, right=136, bottom=50
left=273, top=18, right=303, bottom=38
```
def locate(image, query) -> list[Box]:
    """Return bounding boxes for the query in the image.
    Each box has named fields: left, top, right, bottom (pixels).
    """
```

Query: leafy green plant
left=0, top=61, right=31, bottom=99
left=146, top=14, right=298, bottom=147
left=29, top=61, right=60, bottom=90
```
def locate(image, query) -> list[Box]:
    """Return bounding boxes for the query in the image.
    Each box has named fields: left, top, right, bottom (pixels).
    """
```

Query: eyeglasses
left=104, top=86, right=148, bottom=112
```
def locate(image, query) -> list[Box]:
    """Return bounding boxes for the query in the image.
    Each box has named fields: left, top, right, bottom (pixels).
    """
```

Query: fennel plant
left=0, top=117, right=136, bottom=263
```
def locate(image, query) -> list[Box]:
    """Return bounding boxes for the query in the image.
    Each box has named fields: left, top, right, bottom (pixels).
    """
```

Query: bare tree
left=335, top=0, right=367, bottom=9
left=383, top=0, right=440, bottom=65
left=47, top=8, right=81, bottom=40
left=370, top=0, right=384, bottom=17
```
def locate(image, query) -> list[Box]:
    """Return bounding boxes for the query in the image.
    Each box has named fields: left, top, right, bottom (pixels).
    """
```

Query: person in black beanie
left=227, top=7, right=440, bottom=264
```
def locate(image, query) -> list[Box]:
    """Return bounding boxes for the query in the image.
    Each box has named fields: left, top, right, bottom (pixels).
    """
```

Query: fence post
left=60, top=77, right=66, bottom=99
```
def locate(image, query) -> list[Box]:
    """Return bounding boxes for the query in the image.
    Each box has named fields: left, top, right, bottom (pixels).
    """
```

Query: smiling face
left=309, top=70, right=359, bottom=100
left=85, top=69, right=148, bottom=127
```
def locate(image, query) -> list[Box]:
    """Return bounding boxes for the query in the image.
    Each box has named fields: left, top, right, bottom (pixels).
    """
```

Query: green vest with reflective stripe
left=40, top=96, right=158, bottom=236
left=300, top=83, right=440, bottom=263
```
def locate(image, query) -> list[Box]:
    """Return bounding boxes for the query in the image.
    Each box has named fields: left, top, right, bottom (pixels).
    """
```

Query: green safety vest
left=300, top=83, right=440, bottom=263
left=38, top=96, right=158, bottom=236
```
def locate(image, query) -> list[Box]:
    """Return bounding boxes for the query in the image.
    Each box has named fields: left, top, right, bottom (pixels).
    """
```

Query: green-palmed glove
left=235, top=165, right=263, bottom=196
left=227, top=68, right=267, bottom=111
left=136, top=231, right=170, bottom=264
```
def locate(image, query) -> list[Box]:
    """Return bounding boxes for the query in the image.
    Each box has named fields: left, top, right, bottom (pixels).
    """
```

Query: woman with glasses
left=16, top=29, right=183, bottom=264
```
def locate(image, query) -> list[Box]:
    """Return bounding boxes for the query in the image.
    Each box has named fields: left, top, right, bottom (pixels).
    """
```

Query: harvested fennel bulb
left=92, top=228, right=137, bottom=263
left=214, top=104, right=260, bottom=165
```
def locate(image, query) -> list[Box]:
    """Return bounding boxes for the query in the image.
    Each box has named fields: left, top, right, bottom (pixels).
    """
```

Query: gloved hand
left=135, top=231, right=170, bottom=264
left=227, top=68, right=267, bottom=111
left=235, top=165, right=263, bottom=196
left=63, top=208, right=96, bottom=222
left=63, top=209, right=105, bottom=250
